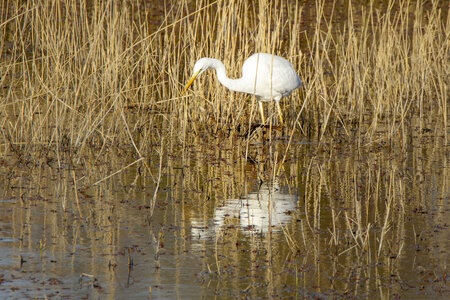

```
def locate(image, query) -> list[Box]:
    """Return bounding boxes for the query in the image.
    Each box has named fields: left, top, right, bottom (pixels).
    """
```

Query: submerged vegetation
left=0, top=0, right=448, bottom=298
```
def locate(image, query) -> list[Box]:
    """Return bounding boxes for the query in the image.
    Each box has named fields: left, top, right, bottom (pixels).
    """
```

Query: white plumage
left=183, top=53, right=302, bottom=124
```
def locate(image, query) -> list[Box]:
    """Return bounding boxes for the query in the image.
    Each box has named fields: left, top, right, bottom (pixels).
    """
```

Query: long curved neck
left=207, top=59, right=250, bottom=94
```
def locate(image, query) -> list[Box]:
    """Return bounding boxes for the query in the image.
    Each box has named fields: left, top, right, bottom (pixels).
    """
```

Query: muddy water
left=0, top=124, right=448, bottom=299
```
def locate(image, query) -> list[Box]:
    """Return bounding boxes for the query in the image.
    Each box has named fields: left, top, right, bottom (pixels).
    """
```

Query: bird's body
left=183, top=53, right=302, bottom=124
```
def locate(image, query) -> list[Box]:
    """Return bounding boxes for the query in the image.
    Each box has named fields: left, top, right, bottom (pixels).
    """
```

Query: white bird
left=182, top=53, right=302, bottom=125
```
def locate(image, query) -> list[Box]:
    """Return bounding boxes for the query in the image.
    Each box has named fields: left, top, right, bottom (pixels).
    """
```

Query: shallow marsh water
left=0, top=122, right=448, bottom=299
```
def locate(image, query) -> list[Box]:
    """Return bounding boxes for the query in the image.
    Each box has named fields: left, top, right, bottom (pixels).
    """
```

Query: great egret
left=182, top=53, right=302, bottom=125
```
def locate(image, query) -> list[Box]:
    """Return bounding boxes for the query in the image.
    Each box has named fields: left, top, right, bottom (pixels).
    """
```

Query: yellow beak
left=182, top=70, right=201, bottom=95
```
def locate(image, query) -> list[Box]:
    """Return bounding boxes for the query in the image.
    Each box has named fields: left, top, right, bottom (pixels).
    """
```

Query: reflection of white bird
left=213, top=182, right=296, bottom=235
left=189, top=182, right=296, bottom=252
left=182, top=53, right=302, bottom=125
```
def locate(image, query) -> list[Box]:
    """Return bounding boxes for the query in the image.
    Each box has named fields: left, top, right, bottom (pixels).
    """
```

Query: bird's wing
left=241, top=53, right=302, bottom=100
left=268, top=61, right=302, bottom=99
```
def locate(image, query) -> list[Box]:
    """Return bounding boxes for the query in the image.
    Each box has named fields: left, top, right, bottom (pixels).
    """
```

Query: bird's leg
left=276, top=102, right=284, bottom=125
left=259, top=102, right=265, bottom=125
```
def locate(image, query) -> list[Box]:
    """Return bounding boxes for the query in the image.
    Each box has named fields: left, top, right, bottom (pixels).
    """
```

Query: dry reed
left=0, top=0, right=447, bottom=159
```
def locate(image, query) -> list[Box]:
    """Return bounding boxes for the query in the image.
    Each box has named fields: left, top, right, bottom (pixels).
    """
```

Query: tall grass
left=1, top=0, right=447, bottom=160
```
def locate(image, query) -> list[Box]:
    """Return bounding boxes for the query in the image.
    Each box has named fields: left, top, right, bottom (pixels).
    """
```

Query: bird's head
left=182, top=58, right=211, bottom=95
